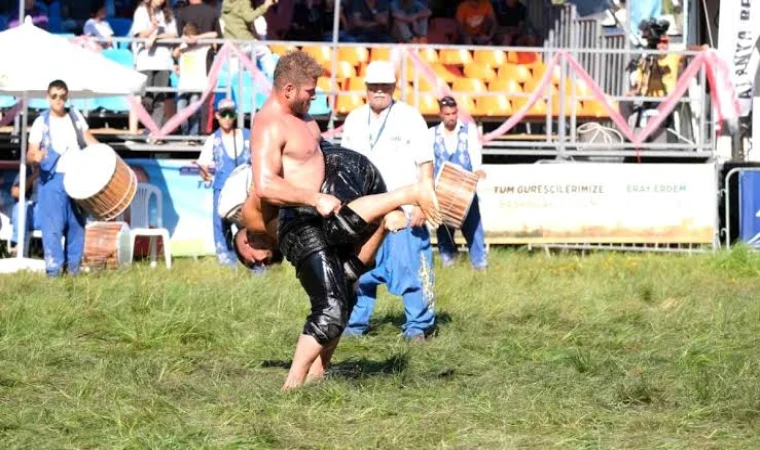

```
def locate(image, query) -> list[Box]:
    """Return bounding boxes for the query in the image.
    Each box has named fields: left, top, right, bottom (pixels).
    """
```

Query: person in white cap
left=195, top=98, right=252, bottom=268
left=340, top=60, right=437, bottom=342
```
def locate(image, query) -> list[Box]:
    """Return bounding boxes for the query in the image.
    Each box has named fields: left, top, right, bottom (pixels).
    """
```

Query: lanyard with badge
left=367, top=101, right=395, bottom=152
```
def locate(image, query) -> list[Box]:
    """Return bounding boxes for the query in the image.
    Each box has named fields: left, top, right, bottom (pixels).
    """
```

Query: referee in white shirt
left=340, top=61, right=436, bottom=341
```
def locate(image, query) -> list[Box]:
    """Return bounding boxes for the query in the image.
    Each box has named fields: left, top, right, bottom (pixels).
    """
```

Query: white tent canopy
left=0, top=18, right=147, bottom=97
left=0, top=18, right=147, bottom=274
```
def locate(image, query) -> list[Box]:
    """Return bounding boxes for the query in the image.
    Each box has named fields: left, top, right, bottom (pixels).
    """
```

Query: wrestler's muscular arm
left=251, top=115, right=340, bottom=216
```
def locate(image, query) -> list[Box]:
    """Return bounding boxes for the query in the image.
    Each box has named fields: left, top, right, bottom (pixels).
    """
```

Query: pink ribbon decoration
left=0, top=101, right=23, bottom=127
left=129, top=41, right=276, bottom=138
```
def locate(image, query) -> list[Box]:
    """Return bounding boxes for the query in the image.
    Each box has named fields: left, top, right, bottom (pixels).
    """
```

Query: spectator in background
left=391, top=0, right=431, bottom=43
left=9, top=0, right=49, bottom=30
left=492, top=0, right=535, bottom=46
left=173, top=22, right=209, bottom=136
left=220, top=0, right=278, bottom=77
left=83, top=1, right=115, bottom=48
left=195, top=99, right=251, bottom=267
left=455, top=0, right=496, bottom=45
left=132, top=0, right=178, bottom=132
left=175, top=0, right=221, bottom=134
left=287, top=0, right=325, bottom=42
left=9, top=168, right=39, bottom=256
left=430, top=96, right=487, bottom=271
left=350, top=0, right=393, bottom=43
left=323, top=0, right=356, bottom=42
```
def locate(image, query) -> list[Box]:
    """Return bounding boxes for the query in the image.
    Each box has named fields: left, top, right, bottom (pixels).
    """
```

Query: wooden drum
left=434, top=162, right=480, bottom=229
left=63, top=144, right=137, bottom=221
left=82, top=221, right=132, bottom=271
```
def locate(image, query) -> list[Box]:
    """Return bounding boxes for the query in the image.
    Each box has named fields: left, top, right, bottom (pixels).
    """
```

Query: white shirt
left=197, top=130, right=248, bottom=166
left=341, top=101, right=433, bottom=192
left=131, top=6, right=177, bottom=71
left=177, top=44, right=210, bottom=92
left=83, top=18, right=114, bottom=40
left=29, top=110, right=89, bottom=173
left=429, top=120, right=483, bottom=172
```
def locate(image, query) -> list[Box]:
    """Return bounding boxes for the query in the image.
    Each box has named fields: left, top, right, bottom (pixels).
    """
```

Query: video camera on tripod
left=638, top=17, right=670, bottom=50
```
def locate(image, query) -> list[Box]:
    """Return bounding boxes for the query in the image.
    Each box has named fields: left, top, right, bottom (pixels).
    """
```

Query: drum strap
left=41, top=108, right=87, bottom=180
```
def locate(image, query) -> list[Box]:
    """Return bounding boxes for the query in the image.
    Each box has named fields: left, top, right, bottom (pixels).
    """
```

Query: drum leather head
left=63, top=143, right=117, bottom=199
left=218, top=164, right=253, bottom=219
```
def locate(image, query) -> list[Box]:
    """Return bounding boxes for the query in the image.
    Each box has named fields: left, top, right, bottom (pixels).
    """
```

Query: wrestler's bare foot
left=415, top=181, right=442, bottom=227
left=282, top=335, right=324, bottom=392
left=384, top=210, right=407, bottom=232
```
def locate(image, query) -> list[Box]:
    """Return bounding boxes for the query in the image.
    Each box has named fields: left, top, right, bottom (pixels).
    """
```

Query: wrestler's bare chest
left=281, top=116, right=324, bottom=190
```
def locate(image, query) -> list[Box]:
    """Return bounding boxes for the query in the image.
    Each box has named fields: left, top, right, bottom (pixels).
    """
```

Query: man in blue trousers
left=10, top=168, right=39, bottom=256
left=27, top=79, right=99, bottom=277
left=196, top=99, right=252, bottom=267
left=340, top=61, right=437, bottom=341
left=430, top=96, right=488, bottom=270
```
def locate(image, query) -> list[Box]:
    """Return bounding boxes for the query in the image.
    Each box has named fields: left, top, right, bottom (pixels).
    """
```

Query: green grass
left=2, top=247, right=760, bottom=449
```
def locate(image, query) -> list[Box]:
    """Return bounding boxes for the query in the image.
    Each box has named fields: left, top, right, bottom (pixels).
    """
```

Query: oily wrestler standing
left=250, top=51, right=441, bottom=391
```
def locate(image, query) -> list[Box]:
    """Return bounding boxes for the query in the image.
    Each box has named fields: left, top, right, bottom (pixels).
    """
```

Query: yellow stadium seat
left=336, top=94, right=365, bottom=115
left=318, top=76, right=341, bottom=93
left=513, top=98, right=548, bottom=117
left=507, top=51, right=540, bottom=65
left=439, top=48, right=473, bottom=66
left=477, top=96, right=512, bottom=117
left=561, top=78, right=593, bottom=100
left=370, top=47, right=392, bottom=61
left=347, top=76, right=366, bottom=91
left=453, top=94, right=476, bottom=115
left=412, top=92, right=442, bottom=115
left=269, top=43, right=298, bottom=56
left=474, top=49, right=507, bottom=69
left=497, top=64, right=532, bottom=84
left=327, top=61, right=356, bottom=80
left=452, top=78, right=487, bottom=93
left=338, top=46, right=369, bottom=66
left=301, top=45, right=335, bottom=66
left=532, top=63, right=561, bottom=84
left=463, top=63, right=497, bottom=83
left=489, top=78, right=522, bottom=93
left=416, top=47, right=439, bottom=65
left=550, top=97, right=583, bottom=116
left=581, top=99, right=617, bottom=118
left=524, top=77, right=559, bottom=96
left=432, top=63, right=460, bottom=83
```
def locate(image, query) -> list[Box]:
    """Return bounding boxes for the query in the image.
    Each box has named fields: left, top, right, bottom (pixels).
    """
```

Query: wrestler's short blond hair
left=273, top=51, right=325, bottom=91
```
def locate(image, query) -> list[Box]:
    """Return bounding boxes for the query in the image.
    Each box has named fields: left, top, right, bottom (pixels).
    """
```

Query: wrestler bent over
left=248, top=51, right=440, bottom=390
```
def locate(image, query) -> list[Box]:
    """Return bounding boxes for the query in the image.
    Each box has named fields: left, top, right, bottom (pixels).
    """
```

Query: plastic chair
left=335, top=94, right=364, bottom=115
left=474, top=49, right=507, bottom=69
left=477, top=96, right=512, bottom=117
left=128, top=183, right=171, bottom=269
left=0, top=95, right=17, bottom=108
left=231, top=72, right=267, bottom=114
left=452, top=78, right=487, bottom=94
left=109, top=18, right=133, bottom=37
left=463, top=63, right=497, bottom=83
left=370, top=47, right=392, bottom=62
left=439, top=49, right=473, bottom=66
left=453, top=94, right=476, bottom=115
left=269, top=43, right=298, bottom=56
left=95, top=95, right=131, bottom=113
left=338, top=46, right=369, bottom=66
left=309, top=88, right=332, bottom=116
left=497, top=64, right=532, bottom=84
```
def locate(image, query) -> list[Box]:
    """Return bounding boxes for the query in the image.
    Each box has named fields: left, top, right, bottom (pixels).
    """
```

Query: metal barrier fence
left=0, top=34, right=715, bottom=160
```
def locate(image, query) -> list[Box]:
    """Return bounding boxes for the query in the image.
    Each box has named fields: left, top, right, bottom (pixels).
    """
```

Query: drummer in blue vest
left=196, top=99, right=252, bottom=266
left=27, top=79, right=99, bottom=277
left=430, top=96, right=488, bottom=270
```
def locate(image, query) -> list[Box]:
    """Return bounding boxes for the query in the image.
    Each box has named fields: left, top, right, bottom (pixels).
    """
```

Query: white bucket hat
left=364, top=60, right=397, bottom=84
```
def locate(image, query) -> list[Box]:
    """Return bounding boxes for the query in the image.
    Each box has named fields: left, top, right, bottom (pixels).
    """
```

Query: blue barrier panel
left=739, top=170, right=760, bottom=247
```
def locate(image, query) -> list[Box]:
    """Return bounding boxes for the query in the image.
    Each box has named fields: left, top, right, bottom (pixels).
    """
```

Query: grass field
left=1, top=247, right=760, bottom=449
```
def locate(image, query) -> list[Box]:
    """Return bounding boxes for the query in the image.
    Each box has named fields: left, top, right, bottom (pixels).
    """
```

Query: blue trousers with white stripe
left=38, top=173, right=86, bottom=277
left=345, top=225, right=436, bottom=338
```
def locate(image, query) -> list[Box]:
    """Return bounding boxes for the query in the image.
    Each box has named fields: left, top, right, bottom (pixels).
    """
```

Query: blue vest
left=38, top=109, right=87, bottom=184
left=433, top=123, right=472, bottom=176
left=212, top=128, right=251, bottom=189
